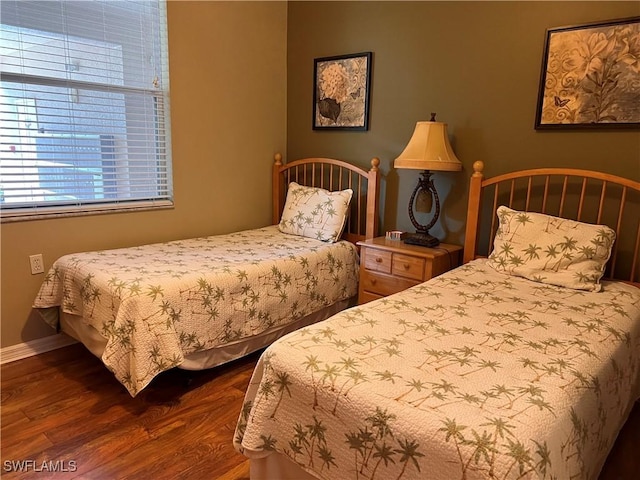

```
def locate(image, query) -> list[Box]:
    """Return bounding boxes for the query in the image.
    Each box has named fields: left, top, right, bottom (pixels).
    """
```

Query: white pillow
left=278, top=182, right=353, bottom=242
left=487, top=206, right=615, bottom=292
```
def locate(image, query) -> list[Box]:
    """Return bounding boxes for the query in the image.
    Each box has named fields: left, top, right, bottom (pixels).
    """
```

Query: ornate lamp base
left=402, top=170, right=441, bottom=248
left=402, top=231, right=440, bottom=247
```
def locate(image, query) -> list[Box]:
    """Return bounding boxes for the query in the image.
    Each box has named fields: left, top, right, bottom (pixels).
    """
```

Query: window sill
left=1, top=200, right=174, bottom=223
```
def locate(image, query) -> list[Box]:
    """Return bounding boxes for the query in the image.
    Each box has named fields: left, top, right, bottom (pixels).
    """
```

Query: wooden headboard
left=272, top=153, right=381, bottom=243
left=464, top=161, right=640, bottom=284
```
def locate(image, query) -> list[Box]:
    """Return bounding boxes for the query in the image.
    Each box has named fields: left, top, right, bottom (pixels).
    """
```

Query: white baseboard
left=0, top=334, right=78, bottom=365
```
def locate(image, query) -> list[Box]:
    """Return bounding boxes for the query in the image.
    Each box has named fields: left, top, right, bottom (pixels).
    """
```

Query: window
left=0, top=0, right=172, bottom=220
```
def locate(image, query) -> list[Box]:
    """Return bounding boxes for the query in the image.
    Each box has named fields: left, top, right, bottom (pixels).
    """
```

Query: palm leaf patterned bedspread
left=33, top=226, right=358, bottom=396
left=235, top=260, right=640, bottom=480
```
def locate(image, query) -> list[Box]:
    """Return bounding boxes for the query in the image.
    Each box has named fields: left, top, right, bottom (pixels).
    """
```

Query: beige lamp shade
left=394, top=120, right=462, bottom=172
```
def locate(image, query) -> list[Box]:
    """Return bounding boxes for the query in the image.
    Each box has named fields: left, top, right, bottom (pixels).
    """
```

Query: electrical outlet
left=29, top=254, right=44, bottom=274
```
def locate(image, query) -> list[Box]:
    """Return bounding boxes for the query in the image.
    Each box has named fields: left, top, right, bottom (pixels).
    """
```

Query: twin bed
left=233, top=161, right=640, bottom=480
left=33, top=154, right=640, bottom=479
left=33, top=154, right=381, bottom=396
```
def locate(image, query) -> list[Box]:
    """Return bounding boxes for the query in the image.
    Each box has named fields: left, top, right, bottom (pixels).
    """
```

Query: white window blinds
left=0, top=0, right=172, bottom=220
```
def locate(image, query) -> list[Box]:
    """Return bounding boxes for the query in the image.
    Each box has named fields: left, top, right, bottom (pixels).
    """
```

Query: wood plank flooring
left=2, top=343, right=639, bottom=479
left=1, top=344, right=253, bottom=479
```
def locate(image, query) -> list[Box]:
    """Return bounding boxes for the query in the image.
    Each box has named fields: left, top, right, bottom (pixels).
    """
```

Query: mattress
left=33, top=225, right=359, bottom=396
left=234, top=259, right=640, bottom=480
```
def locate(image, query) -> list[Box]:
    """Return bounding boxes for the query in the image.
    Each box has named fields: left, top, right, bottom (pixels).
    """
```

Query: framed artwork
left=313, top=52, right=372, bottom=130
left=535, top=17, right=640, bottom=129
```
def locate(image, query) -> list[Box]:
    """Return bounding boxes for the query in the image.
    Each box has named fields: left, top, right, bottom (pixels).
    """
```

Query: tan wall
left=3, top=1, right=639, bottom=350
left=0, top=1, right=287, bottom=348
left=286, top=1, right=640, bottom=239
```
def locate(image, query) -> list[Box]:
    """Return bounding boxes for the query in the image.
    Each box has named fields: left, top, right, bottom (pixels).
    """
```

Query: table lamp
left=394, top=113, right=462, bottom=247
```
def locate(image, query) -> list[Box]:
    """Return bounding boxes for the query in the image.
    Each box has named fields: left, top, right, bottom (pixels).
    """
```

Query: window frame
left=0, top=0, right=173, bottom=222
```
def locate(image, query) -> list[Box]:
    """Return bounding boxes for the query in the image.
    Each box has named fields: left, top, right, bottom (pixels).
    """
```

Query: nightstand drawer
left=392, top=253, right=425, bottom=281
left=356, top=237, right=463, bottom=305
left=360, top=270, right=418, bottom=297
left=363, top=249, right=392, bottom=274
left=358, top=291, right=384, bottom=304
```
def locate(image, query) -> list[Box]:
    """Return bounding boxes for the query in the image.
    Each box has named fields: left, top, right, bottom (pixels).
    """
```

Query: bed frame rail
left=273, top=153, right=381, bottom=243
left=464, top=161, right=640, bottom=284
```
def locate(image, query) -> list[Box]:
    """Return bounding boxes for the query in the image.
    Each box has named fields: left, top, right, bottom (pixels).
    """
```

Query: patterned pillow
left=278, top=182, right=353, bottom=242
left=487, top=206, right=615, bottom=292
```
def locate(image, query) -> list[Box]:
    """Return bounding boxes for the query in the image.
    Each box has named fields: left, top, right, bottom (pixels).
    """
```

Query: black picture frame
left=313, top=52, right=372, bottom=130
left=535, top=17, right=640, bottom=129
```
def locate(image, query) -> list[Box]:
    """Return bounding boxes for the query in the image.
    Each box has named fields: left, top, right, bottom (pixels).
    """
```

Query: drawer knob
left=375, top=257, right=383, bottom=263
left=370, top=278, right=377, bottom=285
left=403, top=263, right=410, bottom=270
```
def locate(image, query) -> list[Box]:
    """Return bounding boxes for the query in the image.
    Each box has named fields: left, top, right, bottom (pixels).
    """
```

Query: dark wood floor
left=1, top=344, right=253, bottom=479
left=1, top=344, right=639, bottom=480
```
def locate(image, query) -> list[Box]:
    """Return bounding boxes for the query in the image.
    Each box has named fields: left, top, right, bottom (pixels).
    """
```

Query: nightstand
left=357, top=237, right=463, bottom=304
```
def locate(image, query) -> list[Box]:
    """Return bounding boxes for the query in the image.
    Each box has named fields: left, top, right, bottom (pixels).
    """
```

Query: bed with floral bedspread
left=234, top=259, right=640, bottom=480
left=33, top=225, right=359, bottom=396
